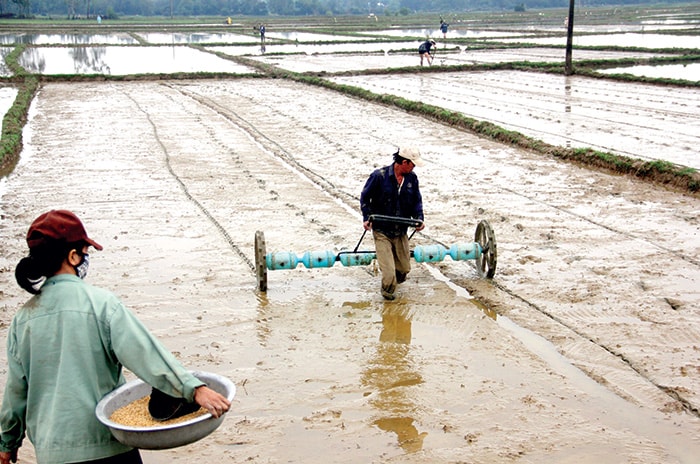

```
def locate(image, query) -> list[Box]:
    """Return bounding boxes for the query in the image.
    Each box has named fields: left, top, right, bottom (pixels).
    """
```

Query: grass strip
left=1, top=45, right=39, bottom=176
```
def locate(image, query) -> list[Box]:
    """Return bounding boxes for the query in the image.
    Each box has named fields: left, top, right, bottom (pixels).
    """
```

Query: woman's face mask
left=74, top=253, right=90, bottom=280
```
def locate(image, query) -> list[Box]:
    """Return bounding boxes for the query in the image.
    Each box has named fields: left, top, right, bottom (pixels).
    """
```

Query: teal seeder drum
left=254, top=216, right=497, bottom=292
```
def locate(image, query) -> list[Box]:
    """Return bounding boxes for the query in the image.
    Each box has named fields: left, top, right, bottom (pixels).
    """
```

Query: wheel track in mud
left=164, top=83, right=460, bottom=251
left=425, top=154, right=700, bottom=417
left=134, top=84, right=699, bottom=418
left=121, top=90, right=257, bottom=274
left=485, top=279, right=700, bottom=418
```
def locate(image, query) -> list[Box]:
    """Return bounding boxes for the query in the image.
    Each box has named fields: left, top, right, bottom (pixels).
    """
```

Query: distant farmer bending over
left=418, top=39, right=436, bottom=66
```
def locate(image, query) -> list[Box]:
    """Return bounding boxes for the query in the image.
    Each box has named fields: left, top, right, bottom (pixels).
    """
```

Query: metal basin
left=95, top=371, right=235, bottom=450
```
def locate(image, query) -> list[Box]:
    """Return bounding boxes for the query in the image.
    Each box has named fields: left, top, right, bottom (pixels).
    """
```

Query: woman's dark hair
left=15, top=239, right=86, bottom=294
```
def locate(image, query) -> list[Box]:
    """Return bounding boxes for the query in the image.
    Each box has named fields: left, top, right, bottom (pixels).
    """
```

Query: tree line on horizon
left=0, top=0, right=690, bottom=19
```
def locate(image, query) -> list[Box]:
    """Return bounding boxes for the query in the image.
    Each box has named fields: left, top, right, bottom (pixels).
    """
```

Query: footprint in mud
left=518, top=255, right=542, bottom=265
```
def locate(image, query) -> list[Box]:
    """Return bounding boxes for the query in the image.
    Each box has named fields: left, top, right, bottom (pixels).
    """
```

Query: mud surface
left=330, top=70, right=700, bottom=169
left=0, top=79, right=699, bottom=463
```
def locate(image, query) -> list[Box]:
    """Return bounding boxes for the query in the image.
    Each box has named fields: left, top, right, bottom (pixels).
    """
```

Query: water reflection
left=18, top=46, right=255, bottom=75
left=71, top=47, right=110, bottom=74
left=19, top=47, right=46, bottom=74
left=361, top=303, right=427, bottom=453
left=373, top=417, right=427, bottom=453
left=138, top=32, right=258, bottom=45
left=0, top=33, right=136, bottom=45
left=0, top=48, right=12, bottom=77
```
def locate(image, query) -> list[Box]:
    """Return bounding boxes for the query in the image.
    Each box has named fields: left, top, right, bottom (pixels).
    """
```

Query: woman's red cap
left=27, top=210, right=103, bottom=250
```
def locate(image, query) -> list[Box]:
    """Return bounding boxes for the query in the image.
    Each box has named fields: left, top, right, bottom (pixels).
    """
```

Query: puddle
left=136, top=31, right=260, bottom=45
left=373, top=417, right=427, bottom=453
left=599, top=62, right=700, bottom=81
left=498, top=32, right=700, bottom=49
left=18, top=46, right=256, bottom=75
left=0, top=32, right=137, bottom=45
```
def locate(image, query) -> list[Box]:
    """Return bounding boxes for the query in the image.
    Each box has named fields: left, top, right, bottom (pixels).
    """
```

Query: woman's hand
left=0, top=449, right=18, bottom=464
left=194, top=386, right=231, bottom=418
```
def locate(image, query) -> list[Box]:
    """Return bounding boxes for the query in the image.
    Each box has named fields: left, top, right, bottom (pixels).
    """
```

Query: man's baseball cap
left=399, top=146, right=425, bottom=167
left=27, top=210, right=103, bottom=250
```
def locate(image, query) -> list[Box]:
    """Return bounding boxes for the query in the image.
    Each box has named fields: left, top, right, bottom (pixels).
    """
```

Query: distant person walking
left=259, top=23, right=266, bottom=43
left=418, top=39, right=436, bottom=66
left=440, top=19, right=449, bottom=39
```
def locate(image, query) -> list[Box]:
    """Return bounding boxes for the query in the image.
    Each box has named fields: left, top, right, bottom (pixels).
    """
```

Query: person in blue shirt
left=440, top=19, right=449, bottom=39
left=360, top=148, right=425, bottom=300
left=0, top=210, right=231, bottom=464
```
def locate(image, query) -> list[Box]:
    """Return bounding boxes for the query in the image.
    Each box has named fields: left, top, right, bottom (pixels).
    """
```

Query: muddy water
left=1, top=80, right=699, bottom=463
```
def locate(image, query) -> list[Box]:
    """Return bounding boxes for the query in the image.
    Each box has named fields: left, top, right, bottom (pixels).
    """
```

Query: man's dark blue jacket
left=360, top=163, right=424, bottom=238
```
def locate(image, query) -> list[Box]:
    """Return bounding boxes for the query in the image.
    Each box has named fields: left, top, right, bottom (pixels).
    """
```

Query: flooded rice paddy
left=0, top=31, right=137, bottom=45
left=135, top=31, right=262, bottom=45
left=499, top=32, right=700, bottom=49
left=5, top=33, right=700, bottom=81
left=18, top=46, right=257, bottom=75
left=0, top=75, right=698, bottom=464
left=1, top=7, right=699, bottom=464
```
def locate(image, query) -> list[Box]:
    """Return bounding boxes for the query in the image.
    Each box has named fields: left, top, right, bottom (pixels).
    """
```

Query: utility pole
left=565, top=0, right=575, bottom=75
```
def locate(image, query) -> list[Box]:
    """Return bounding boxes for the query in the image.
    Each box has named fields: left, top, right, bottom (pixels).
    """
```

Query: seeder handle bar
left=368, top=214, right=423, bottom=228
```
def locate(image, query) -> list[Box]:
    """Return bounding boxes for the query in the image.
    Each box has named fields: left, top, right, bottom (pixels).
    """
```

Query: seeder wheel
left=474, top=220, right=497, bottom=279
left=255, top=230, right=268, bottom=292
